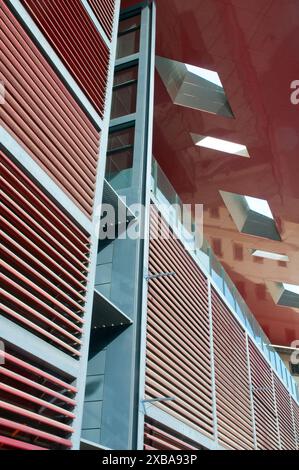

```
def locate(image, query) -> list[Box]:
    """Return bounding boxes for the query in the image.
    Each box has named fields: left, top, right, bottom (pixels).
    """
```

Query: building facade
left=1, top=0, right=299, bottom=451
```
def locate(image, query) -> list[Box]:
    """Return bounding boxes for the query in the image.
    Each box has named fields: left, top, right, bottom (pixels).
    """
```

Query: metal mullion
left=208, top=279, right=218, bottom=443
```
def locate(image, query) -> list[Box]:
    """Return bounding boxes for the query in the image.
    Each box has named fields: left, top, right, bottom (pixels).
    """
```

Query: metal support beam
left=207, top=279, right=219, bottom=444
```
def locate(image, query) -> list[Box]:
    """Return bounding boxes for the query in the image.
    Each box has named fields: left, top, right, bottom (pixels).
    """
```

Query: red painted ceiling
left=123, top=0, right=299, bottom=346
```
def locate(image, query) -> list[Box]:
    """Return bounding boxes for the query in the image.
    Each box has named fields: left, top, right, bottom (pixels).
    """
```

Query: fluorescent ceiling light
left=283, top=283, right=299, bottom=295
left=245, top=196, right=273, bottom=219
left=195, top=136, right=250, bottom=157
left=251, top=250, right=289, bottom=262
left=185, top=64, right=223, bottom=87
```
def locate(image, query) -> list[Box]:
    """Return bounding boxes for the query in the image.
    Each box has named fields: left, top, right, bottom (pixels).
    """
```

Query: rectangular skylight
left=251, top=250, right=289, bottom=262
left=195, top=135, right=250, bottom=158
left=283, top=283, right=299, bottom=295
left=185, top=64, right=223, bottom=87
left=245, top=196, right=273, bottom=219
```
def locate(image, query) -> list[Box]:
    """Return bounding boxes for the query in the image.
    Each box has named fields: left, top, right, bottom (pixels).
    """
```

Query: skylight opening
left=245, top=196, right=273, bottom=219
left=283, top=283, right=299, bottom=295
left=185, top=64, right=223, bottom=87
left=251, top=250, right=289, bottom=262
left=195, top=135, right=250, bottom=158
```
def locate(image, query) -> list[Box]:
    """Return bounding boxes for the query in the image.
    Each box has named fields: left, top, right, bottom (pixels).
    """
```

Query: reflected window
left=106, top=127, right=135, bottom=190
left=116, top=15, right=140, bottom=59
left=111, top=66, right=138, bottom=119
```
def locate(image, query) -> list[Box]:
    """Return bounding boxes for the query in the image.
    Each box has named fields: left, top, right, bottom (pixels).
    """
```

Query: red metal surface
left=1, top=151, right=90, bottom=357
left=248, top=340, right=280, bottom=450
left=144, top=418, right=202, bottom=450
left=20, top=0, right=110, bottom=118
left=144, top=204, right=299, bottom=449
left=0, top=435, right=47, bottom=451
left=291, top=398, right=299, bottom=449
left=273, top=374, right=297, bottom=449
left=88, top=0, right=116, bottom=40
left=0, top=348, right=75, bottom=450
left=212, top=288, right=255, bottom=450
left=146, top=205, right=214, bottom=438
left=0, top=419, right=72, bottom=448
left=2, top=2, right=100, bottom=217
left=124, top=0, right=299, bottom=346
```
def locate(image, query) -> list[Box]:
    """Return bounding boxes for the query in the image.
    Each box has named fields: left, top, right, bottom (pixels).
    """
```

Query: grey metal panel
left=96, top=283, right=112, bottom=299
left=82, top=402, right=103, bottom=429
left=85, top=375, right=105, bottom=402
left=81, top=437, right=108, bottom=449
left=81, top=431, right=102, bottom=445
left=95, top=264, right=113, bottom=286
left=87, top=348, right=107, bottom=376
left=97, top=242, right=114, bottom=265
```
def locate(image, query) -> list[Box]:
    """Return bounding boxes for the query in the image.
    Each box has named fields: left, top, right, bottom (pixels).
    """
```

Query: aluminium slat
left=148, top=301, right=211, bottom=363
left=0, top=418, right=72, bottom=447
left=2, top=203, right=88, bottom=282
left=1, top=351, right=77, bottom=392
left=144, top=422, right=199, bottom=450
left=147, top=320, right=212, bottom=385
left=0, top=401, right=74, bottom=433
left=0, top=153, right=90, bottom=245
left=2, top=242, right=85, bottom=313
left=0, top=435, right=47, bottom=450
left=0, top=383, right=75, bottom=419
left=2, top=275, right=83, bottom=329
left=1, top=304, right=81, bottom=357
left=146, top=366, right=213, bottom=419
left=2, top=217, right=87, bottom=293
left=0, top=367, right=76, bottom=406
left=2, top=3, right=99, bottom=140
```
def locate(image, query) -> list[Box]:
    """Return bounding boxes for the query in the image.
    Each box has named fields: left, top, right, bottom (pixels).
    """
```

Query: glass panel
left=117, top=16, right=141, bottom=59
left=118, top=15, right=141, bottom=34
left=113, top=66, right=138, bottom=86
left=108, top=127, right=134, bottom=152
left=111, top=82, right=137, bottom=120
left=106, top=128, right=134, bottom=190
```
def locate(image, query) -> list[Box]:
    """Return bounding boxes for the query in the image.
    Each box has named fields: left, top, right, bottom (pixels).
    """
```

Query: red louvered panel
left=273, top=375, right=297, bottom=449
left=248, top=340, right=280, bottom=449
left=212, top=289, right=254, bottom=450
left=2, top=2, right=100, bottom=217
left=88, top=0, right=116, bottom=41
left=1, top=151, right=90, bottom=358
left=145, top=205, right=214, bottom=438
left=144, top=418, right=203, bottom=450
left=20, top=0, right=110, bottom=118
left=291, top=398, right=299, bottom=449
left=0, top=347, right=76, bottom=450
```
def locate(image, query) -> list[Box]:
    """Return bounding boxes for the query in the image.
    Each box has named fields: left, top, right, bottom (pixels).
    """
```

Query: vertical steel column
left=71, top=0, right=121, bottom=449
left=245, top=334, right=258, bottom=449
left=207, top=279, right=219, bottom=443
left=289, top=395, right=298, bottom=450
left=272, top=370, right=282, bottom=450
left=135, top=0, right=156, bottom=451
left=98, top=1, right=156, bottom=450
